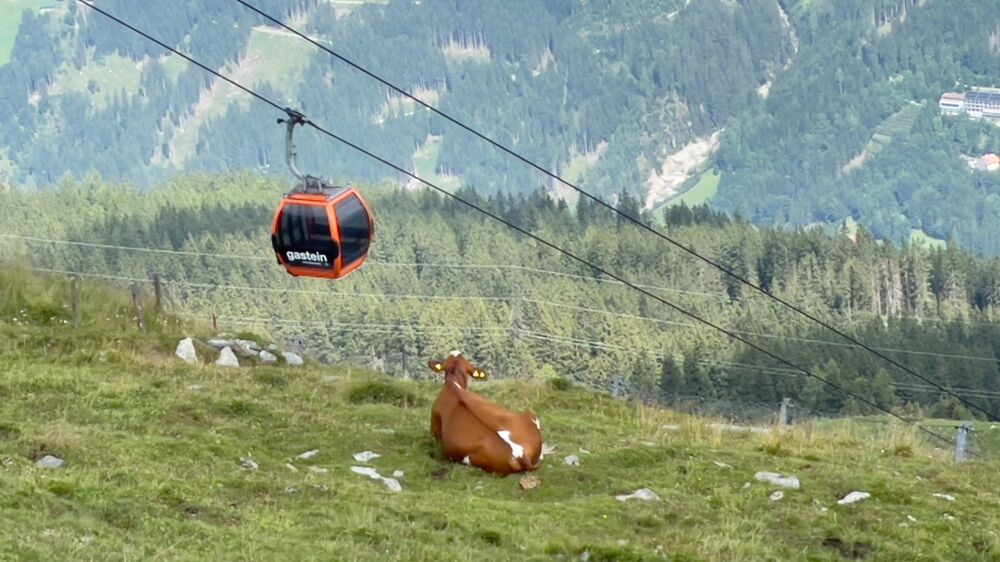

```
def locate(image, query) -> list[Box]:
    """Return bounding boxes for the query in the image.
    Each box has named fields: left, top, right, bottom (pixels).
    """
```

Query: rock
left=215, top=347, right=240, bottom=368
left=714, top=461, right=733, bottom=469
left=944, top=514, right=956, bottom=521
left=297, top=449, right=319, bottom=460
left=836, top=491, right=870, bottom=505
left=353, top=450, right=381, bottom=462
left=206, top=339, right=232, bottom=349
left=519, top=475, right=540, bottom=490
left=308, top=466, right=329, bottom=474
left=231, top=340, right=258, bottom=358
left=933, top=493, right=956, bottom=502
left=392, top=470, right=404, bottom=478
left=266, top=344, right=279, bottom=352
left=284, top=463, right=298, bottom=472
left=615, top=488, right=660, bottom=502
left=186, top=384, right=205, bottom=391
left=240, top=458, right=258, bottom=470
left=755, top=471, right=800, bottom=489
left=742, top=482, right=751, bottom=489
left=564, top=455, right=581, bottom=466
left=661, top=424, right=681, bottom=432
left=350, top=466, right=401, bottom=493
left=259, top=350, right=278, bottom=364
left=770, top=491, right=784, bottom=501
left=175, top=337, right=198, bottom=364
left=351, top=466, right=380, bottom=479
left=35, top=455, right=64, bottom=469
left=580, top=550, right=591, bottom=562
left=236, top=339, right=261, bottom=352
left=78, top=535, right=94, bottom=545
left=907, top=515, right=917, bottom=523
left=282, top=352, right=304, bottom=366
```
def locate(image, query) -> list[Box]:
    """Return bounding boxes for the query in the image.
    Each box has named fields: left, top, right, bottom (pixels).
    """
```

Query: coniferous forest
left=3, top=174, right=1000, bottom=421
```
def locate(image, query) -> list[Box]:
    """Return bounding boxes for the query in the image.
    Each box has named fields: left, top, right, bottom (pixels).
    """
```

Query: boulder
left=216, top=347, right=240, bottom=368
left=259, top=350, right=278, bottom=364
left=282, top=352, right=304, bottom=366
left=175, top=337, right=198, bottom=364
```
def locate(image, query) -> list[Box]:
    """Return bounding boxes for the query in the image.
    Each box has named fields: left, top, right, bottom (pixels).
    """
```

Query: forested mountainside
left=8, top=0, right=1000, bottom=254
left=3, top=174, right=1000, bottom=420
left=0, top=0, right=790, bottom=194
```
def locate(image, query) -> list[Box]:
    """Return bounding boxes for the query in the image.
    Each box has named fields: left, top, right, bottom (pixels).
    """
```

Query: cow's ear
left=428, top=360, right=445, bottom=373
left=470, top=367, right=488, bottom=380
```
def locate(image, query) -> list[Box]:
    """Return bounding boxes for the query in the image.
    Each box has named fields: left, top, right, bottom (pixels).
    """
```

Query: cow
left=428, top=351, right=544, bottom=475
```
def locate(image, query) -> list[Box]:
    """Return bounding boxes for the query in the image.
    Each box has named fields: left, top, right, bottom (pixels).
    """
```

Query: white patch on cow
left=462, top=455, right=471, bottom=465
left=449, top=350, right=463, bottom=357
left=533, top=417, right=540, bottom=429
left=497, top=430, right=525, bottom=460
left=453, top=381, right=461, bottom=389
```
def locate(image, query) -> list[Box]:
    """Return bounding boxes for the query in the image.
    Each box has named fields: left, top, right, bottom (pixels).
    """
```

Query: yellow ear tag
left=435, top=363, right=442, bottom=371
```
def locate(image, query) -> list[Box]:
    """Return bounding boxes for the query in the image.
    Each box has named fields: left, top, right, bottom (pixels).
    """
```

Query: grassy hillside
left=2, top=267, right=1000, bottom=561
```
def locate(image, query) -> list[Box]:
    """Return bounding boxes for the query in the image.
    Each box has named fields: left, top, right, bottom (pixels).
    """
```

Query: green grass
left=0, top=1, right=56, bottom=66
left=909, top=228, right=947, bottom=250
left=51, top=52, right=142, bottom=110
left=412, top=135, right=462, bottom=192
left=165, top=27, right=315, bottom=166
left=658, top=169, right=721, bottom=213
left=2, top=266, right=1000, bottom=560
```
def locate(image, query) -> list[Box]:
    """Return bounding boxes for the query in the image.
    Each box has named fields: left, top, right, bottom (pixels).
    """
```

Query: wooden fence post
left=70, top=275, right=80, bottom=328
left=151, top=273, right=163, bottom=314
left=130, top=283, right=147, bottom=333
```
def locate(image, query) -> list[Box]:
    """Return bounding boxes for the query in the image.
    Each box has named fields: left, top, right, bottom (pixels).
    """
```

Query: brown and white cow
left=428, top=351, right=543, bottom=476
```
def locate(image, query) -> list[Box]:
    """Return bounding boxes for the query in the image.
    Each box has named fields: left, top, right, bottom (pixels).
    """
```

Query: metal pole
left=779, top=398, right=792, bottom=427
left=955, top=422, right=972, bottom=463
left=151, top=273, right=162, bottom=314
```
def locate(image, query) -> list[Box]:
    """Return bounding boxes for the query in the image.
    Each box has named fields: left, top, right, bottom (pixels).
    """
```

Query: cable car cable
left=231, top=0, right=1000, bottom=422
left=72, top=1, right=969, bottom=447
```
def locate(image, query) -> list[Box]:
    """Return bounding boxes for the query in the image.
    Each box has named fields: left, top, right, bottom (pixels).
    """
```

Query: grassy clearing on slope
left=656, top=169, right=721, bottom=215
left=412, top=135, right=462, bottom=192
left=909, top=228, right=947, bottom=250
left=0, top=1, right=55, bottom=66
left=2, top=268, right=1000, bottom=561
left=50, top=51, right=142, bottom=110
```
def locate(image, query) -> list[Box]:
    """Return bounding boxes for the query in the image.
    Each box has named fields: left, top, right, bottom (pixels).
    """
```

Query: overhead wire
left=72, top=0, right=966, bottom=448
left=229, top=0, right=1000, bottom=422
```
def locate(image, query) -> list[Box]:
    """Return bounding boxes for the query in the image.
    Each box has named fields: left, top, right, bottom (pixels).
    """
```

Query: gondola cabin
left=270, top=184, right=373, bottom=280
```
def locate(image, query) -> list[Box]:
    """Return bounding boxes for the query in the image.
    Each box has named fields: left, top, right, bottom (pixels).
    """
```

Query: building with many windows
left=940, top=87, right=1000, bottom=119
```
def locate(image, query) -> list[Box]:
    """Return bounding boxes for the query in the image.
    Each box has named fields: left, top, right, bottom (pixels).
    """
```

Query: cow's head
left=427, top=350, right=487, bottom=388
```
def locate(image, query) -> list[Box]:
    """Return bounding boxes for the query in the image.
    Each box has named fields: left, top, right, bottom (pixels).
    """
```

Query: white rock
left=615, top=488, right=660, bottom=502
left=186, top=384, right=204, bottom=391
left=907, top=515, right=917, bottom=523
left=353, top=451, right=381, bottom=462
left=216, top=347, right=240, bottom=368
left=282, top=352, right=304, bottom=366
left=933, top=493, right=956, bottom=502
left=769, top=491, right=784, bottom=501
left=259, top=350, right=278, bottom=364
left=754, top=471, right=800, bottom=489
left=381, top=477, right=402, bottom=493
left=240, top=458, right=258, bottom=470
left=297, top=449, right=319, bottom=460
left=308, top=466, right=329, bottom=474
left=206, top=339, right=232, bottom=349
left=175, top=337, right=198, bottom=364
left=742, top=482, right=751, bottom=489
left=351, top=466, right=381, bottom=479
left=35, top=455, right=64, bottom=469
left=284, top=463, right=298, bottom=472
left=564, top=455, right=581, bottom=466
left=392, top=470, right=404, bottom=478
left=714, top=461, right=733, bottom=469
left=236, top=339, right=261, bottom=352
left=944, top=514, right=956, bottom=521
left=837, top=491, right=870, bottom=505
left=661, top=424, right=680, bottom=432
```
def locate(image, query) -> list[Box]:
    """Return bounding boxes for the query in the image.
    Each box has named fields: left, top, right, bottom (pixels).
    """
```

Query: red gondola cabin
left=271, top=185, right=373, bottom=280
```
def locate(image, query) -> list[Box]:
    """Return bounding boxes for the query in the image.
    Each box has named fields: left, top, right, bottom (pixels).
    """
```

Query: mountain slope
left=1, top=266, right=999, bottom=561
